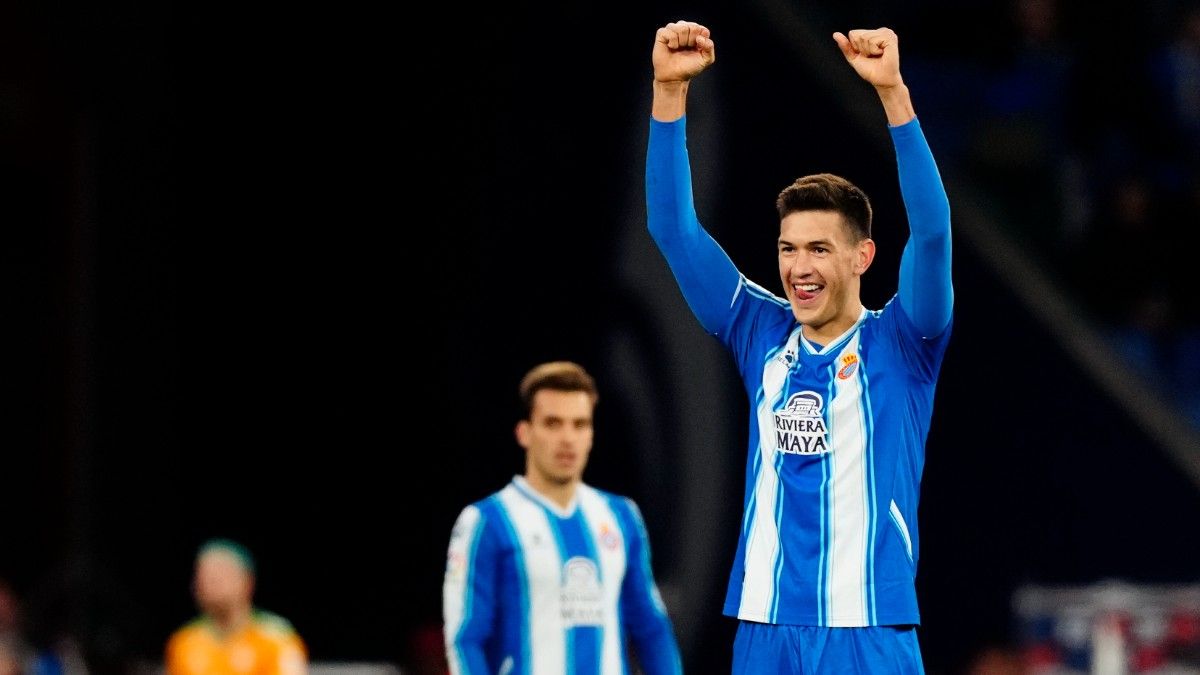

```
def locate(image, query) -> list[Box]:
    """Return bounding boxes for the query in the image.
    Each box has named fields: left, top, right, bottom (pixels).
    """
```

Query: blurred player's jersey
left=443, top=476, right=682, bottom=675
left=165, top=610, right=307, bottom=675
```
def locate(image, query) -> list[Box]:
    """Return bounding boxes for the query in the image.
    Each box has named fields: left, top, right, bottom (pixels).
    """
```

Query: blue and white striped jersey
left=443, top=476, right=683, bottom=675
left=645, top=116, right=953, bottom=627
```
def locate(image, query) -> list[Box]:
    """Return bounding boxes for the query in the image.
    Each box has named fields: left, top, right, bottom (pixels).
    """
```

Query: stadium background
left=2, top=0, right=1199, bottom=673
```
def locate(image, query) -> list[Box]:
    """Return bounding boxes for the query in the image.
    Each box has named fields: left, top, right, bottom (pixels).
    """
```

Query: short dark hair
left=775, top=173, right=872, bottom=242
left=518, top=361, right=598, bottom=420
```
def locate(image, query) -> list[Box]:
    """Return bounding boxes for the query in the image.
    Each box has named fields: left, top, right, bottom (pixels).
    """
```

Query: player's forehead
left=530, top=389, right=594, bottom=419
left=779, top=210, right=854, bottom=245
left=196, top=550, right=250, bottom=576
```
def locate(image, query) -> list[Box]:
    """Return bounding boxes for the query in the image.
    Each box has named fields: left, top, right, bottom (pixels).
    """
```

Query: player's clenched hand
left=653, top=20, right=715, bottom=83
left=833, top=28, right=903, bottom=89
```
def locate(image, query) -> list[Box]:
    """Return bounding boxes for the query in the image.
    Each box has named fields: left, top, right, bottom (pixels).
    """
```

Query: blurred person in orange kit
left=165, top=539, right=307, bottom=675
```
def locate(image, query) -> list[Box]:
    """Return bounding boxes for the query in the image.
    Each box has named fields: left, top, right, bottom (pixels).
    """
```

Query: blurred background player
left=442, top=361, right=683, bottom=675
left=165, top=539, right=307, bottom=675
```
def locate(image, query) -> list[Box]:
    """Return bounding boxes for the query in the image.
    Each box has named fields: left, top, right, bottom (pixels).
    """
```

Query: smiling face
left=517, top=389, right=595, bottom=489
left=778, top=209, right=875, bottom=344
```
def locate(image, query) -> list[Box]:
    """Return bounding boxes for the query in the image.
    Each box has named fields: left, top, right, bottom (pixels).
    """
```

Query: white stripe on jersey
left=577, top=487, right=628, bottom=675
left=889, top=500, right=913, bottom=563
left=740, top=325, right=803, bottom=621
left=497, top=485, right=566, bottom=675
left=826, top=331, right=871, bottom=626
left=740, top=274, right=789, bottom=307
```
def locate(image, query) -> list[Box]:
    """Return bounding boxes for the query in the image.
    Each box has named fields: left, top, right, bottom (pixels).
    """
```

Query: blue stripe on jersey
left=861, top=353, right=878, bottom=625
left=493, top=498, right=533, bottom=675
left=543, top=507, right=574, bottom=675
left=562, top=510, right=602, bottom=675
left=744, top=384, right=764, bottom=535
left=742, top=360, right=774, bottom=552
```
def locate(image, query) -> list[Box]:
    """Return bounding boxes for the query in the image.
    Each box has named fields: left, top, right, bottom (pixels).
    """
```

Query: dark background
left=3, top=1, right=1199, bottom=674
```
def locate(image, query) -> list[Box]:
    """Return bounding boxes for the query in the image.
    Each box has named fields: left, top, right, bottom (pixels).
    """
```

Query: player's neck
left=802, top=303, right=864, bottom=346
left=210, top=604, right=252, bottom=637
left=523, top=473, right=580, bottom=510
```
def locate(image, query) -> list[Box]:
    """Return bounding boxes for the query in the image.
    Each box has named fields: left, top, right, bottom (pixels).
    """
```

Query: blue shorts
left=732, top=621, right=925, bottom=674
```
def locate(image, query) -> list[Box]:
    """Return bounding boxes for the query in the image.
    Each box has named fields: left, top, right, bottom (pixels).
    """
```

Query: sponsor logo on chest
left=774, top=391, right=830, bottom=455
left=560, top=556, right=605, bottom=626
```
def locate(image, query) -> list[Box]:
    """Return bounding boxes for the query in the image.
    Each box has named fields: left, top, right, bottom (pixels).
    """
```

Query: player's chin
left=552, top=468, right=583, bottom=484
left=790, top=302, right=817, bottom=322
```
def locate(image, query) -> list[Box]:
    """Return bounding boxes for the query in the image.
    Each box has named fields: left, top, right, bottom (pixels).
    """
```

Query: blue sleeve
left=617, top=498, right=683, bottom=675
left=646, top=116, right=743, bottom=336
left=443, top=506, right=498, bottom=675
left=892, top=117, right=953, bottom=338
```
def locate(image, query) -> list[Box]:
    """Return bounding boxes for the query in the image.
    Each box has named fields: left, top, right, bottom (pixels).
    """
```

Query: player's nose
left=788, top=252, right=814, bottom=276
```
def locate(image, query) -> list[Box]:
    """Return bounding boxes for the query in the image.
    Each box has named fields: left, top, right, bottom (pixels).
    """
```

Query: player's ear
left=855, top=238, right=875, bottom=275
left=514, top=420, right=530, bottom=448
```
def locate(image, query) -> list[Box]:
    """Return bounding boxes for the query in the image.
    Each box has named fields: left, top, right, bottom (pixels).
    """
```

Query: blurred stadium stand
left=1014, top=581, right=1200, bottom=674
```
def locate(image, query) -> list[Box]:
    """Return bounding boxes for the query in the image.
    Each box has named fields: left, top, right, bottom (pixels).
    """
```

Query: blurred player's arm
left=618, top=499, right=683, bottom=675
left=163, top=632, right=189, bottom=675
left=275, top=625, right=308, bottom=675
left=442, top=506, right=499, bottom=675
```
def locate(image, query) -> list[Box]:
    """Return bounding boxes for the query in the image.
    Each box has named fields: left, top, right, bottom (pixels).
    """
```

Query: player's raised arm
left=835, top=27, right=953, bottom=339
left=645, top=19, right=743, bottom=337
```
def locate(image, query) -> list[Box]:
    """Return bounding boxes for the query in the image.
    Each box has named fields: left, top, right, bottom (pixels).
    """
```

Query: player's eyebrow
left=778, top=236, right=835, bottom=247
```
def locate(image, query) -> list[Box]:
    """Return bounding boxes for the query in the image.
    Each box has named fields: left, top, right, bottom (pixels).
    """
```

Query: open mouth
left=794, top=283, right=823, bottom=302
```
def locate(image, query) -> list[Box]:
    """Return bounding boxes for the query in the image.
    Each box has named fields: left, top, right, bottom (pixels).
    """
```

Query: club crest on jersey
left=774, top=391, right=829, bottom=455
left=837, top=353, right=859, bottom=380
left=560, top=557, right=605, bottom=626
left=599, top=523, right=620, bottom=550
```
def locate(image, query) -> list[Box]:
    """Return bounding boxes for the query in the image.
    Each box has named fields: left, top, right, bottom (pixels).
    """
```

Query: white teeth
left=797, top=284, right=820, bottom=292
